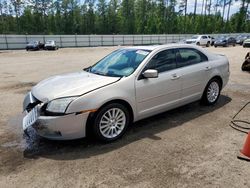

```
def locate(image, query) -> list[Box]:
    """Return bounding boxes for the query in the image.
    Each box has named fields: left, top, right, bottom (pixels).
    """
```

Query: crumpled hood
left=32, top=71, right=120, bottom=102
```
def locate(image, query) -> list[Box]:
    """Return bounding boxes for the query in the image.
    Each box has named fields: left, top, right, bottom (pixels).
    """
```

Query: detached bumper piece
left=23, top=106, right=39, bottom=130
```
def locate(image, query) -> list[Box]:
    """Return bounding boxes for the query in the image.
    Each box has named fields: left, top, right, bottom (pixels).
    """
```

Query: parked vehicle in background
left=209, top=36, right=215, bottom=46
left=44, top=40, right=59, bottom=50
left=236, top=35, right=250, bottom=45
left=214, top=36, right=236, bottom=47
left=185, top=35, right=212, bottom=47
left=22, top=44, right=229, bottom=142
left=26, top=41, right=44, bottom=51
left=243, top=38, right=250, bottom=48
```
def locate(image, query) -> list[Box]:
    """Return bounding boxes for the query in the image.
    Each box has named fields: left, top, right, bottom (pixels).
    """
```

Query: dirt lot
left=0, top=46, right=249, bottom=188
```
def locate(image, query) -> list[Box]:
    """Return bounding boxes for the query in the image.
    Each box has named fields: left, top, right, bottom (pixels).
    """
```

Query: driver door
left=135, top=49, right=182, bottom=119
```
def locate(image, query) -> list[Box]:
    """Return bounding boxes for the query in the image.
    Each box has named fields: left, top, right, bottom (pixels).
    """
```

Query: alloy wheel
left=99, top=108, right=126, bottom=139
left=207, top=81, right=220, bottom=103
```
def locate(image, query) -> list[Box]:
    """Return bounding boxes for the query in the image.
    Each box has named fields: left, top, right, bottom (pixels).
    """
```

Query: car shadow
left=23, top=95, right=232, bottom=160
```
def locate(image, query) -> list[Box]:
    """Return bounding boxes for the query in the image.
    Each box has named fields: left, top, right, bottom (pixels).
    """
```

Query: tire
left=214, top=45, right=217, bottom=48
left=196, top=42, right=200, bottom=46
left=92, top=103, right=130, bottom=142
left=201, top=78, right=221, bottom=105
left=206, top=42, right=210, bottom=47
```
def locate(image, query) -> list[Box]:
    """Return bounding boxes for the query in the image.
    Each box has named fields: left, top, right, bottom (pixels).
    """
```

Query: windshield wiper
left=83, top=66, right=92, bottom=72
left=91, top=71, right=107, bottom=76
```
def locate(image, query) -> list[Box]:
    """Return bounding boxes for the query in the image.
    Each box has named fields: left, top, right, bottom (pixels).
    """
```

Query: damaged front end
left=22, top=92, right=88, bottom=140
left=23, top=92, right=63, bottom=138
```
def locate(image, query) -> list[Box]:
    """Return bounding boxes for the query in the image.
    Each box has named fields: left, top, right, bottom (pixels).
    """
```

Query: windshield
left=236, top=35, right=244, bottom=39
left=88, top=49, right=151, bottom=77
left=217, top=36, right=226, bottom=40
left=191, top=35, right=199, bottom=39
left=46, top=40, right=53, bottom=44
left=29, top=41, right=38, bottom=44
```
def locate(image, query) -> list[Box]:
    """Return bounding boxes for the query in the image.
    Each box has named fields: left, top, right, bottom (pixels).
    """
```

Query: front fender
left=66, top=77, right=137, bottom=120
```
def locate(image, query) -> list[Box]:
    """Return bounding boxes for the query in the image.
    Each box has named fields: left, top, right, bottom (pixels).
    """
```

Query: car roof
left=125, top=43, right=201, bottom=51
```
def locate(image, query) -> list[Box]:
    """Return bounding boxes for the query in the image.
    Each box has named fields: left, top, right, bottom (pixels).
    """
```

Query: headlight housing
left=46, top=97, right=77, bottom=114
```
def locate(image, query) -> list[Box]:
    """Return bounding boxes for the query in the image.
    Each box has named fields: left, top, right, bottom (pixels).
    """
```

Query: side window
left=202, top=36, right=207, bottom=39
left=176, top=48, right=208, bottom=68
left=146, top=49, right=176, bottom=73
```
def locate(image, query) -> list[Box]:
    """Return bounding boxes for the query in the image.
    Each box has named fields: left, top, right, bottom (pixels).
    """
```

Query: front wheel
left=93, top=103, right=130, bottom=142
left=201, top=78, right=221, bottom=105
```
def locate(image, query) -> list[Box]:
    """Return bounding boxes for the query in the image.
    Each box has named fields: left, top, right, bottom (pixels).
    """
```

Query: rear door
left=176, top=48, right=211, bottom=103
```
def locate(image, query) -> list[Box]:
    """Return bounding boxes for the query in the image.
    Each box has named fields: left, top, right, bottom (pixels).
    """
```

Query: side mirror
left=142, top=69, right=158, bottom=78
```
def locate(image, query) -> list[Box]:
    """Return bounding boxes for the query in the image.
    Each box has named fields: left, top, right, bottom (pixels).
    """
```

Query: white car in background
left=23, top=44, right=229, bottom=142
left=186, top=35, right=212, bottom=47
left=44, top=40, right=58, bottom=50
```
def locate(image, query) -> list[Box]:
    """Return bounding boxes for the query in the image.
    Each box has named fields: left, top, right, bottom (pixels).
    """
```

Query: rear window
left=177, top=48, right=208, bottom=68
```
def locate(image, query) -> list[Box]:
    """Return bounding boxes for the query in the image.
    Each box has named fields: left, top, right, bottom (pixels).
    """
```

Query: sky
left=178, top=0, right=242, bottom=19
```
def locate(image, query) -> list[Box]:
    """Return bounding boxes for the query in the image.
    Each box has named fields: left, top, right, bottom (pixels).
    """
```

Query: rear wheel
left=206, top=42, right=210, bottom=47
left=93, top=103, right=130, bottom=142
left=196, top=42, right=200, bottom=46
left=201, top=78, right=221, bottom=105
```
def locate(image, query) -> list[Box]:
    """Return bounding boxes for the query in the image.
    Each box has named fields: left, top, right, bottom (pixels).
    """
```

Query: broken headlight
left=46, top=97, right=77, bottom=114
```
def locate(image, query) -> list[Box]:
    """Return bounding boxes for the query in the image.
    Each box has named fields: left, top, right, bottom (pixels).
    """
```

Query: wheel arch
left=210, top=75, right=223, bottom=88
left=85, top=99, right=134, bottom=137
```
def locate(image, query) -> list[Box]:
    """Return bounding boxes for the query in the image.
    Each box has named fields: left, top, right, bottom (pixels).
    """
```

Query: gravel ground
left=0, top=46, right=249, bottom=188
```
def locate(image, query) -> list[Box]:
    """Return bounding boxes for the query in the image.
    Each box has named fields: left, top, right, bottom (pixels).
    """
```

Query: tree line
left=0, top=0, right=249, bottom=35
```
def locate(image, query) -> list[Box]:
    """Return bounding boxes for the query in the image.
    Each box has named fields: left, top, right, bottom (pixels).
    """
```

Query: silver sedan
left=23, top=44, right=230, bottom=142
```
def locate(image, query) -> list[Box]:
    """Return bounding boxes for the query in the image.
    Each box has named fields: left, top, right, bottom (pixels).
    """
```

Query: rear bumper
left=222, top=72, right=230, bottom=89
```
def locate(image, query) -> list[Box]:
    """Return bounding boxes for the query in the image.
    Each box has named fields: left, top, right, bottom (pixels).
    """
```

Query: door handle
left=205, top=66, right=212, bottom=71
left=171, top=73, right=180, bottom=80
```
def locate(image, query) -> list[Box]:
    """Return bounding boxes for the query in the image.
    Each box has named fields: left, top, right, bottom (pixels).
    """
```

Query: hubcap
left=99, top=108, right=126, bottom=139
left=207, top=81, right=219, bottom=103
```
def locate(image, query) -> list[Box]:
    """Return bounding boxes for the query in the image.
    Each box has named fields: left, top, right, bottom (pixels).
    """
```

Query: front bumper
left=243, top=43, right=250, bottom=47
left=45, top=46, right=56, bottom=50
left=32, top=112, right=89, bottom=140
left=236, top=41, right=243, bottom=45
left=23, top=92, right=90, bottom=140
left=26, top=46, right=38, bottom=50
left=186, top=41, right=196, bottom=44
left=214, top=42, right=226, bottom=46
